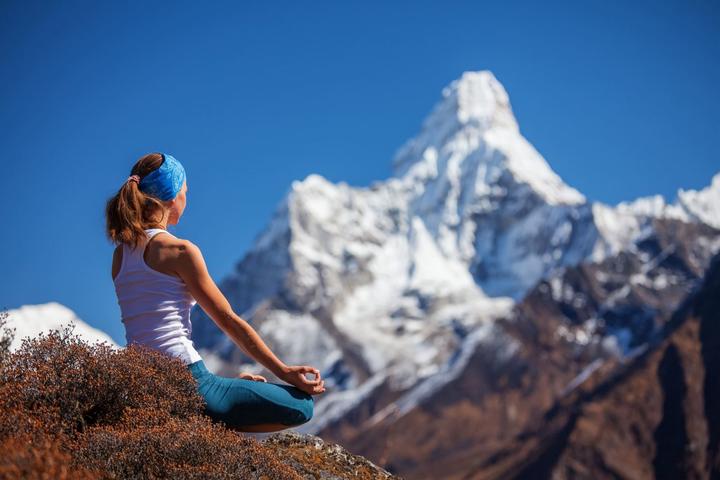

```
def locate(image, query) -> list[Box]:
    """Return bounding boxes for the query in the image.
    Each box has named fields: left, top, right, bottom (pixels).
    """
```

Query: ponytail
left=105, top=153, right=168, bottom=250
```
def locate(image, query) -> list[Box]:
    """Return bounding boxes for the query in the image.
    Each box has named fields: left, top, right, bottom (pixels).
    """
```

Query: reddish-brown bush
left=0, top=325, right=203, bottom=438
left=72, top=408, right=299, bottom=479
left=0, top=433, right=98, bottom=479
left=0, top=315, right=301, bottom=479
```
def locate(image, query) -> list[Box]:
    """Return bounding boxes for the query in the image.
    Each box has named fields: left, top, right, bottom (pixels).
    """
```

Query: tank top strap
left=121, top=229, right=174, bottom=270
left=145, top=228, right=176, bottom=240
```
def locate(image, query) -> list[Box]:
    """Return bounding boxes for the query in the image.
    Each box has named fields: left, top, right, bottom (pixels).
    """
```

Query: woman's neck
left=149, top=213, right=169, bottom=230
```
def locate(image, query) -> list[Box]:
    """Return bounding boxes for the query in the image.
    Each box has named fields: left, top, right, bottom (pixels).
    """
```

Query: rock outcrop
left=263, top=432, right=400, bottom=479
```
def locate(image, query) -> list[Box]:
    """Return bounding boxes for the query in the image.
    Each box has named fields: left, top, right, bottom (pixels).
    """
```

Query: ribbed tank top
left=113, top=228, right=202, bottom=365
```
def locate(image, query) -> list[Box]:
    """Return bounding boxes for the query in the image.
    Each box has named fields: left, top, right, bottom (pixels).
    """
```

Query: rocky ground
left=263, top=432, right=401, bottom=479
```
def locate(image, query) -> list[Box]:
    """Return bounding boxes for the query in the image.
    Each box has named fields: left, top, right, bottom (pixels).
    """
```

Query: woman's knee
left=284, top=395, right=314, bottom=425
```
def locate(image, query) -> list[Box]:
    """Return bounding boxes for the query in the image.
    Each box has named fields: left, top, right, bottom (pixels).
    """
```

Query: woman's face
left=167, top=180, right=187, bottom=225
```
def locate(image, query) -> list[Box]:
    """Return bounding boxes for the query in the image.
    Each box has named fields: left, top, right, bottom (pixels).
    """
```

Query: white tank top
left=113, top=228, right=202, bottom=365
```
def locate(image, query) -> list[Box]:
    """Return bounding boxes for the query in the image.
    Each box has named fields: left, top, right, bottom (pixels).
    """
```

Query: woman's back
left=113, top=228, right=201, bottom=365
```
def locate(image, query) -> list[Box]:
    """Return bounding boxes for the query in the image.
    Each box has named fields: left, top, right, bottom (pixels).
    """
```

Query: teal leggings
left=187, top=360, right=314, bottom=427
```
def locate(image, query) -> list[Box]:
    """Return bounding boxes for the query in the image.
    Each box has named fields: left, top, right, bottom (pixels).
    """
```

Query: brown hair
left=105, top=152, right=169, bottom=250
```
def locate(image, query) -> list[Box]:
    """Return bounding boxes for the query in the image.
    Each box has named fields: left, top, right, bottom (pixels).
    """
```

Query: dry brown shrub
left=0, top=324, right=203, bottom=438
left=73, top=408, right=300, bottom=479
left=0, top=433, right=98, bottom=479
left=0, top=315, right=301, bottom=479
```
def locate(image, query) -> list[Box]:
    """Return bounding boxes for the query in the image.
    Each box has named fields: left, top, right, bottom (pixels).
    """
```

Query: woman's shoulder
left=150, top=232, right=202, bottom=261
left=153, top=235, right=206, bottom=280
left=139, top=232, right=196, bottom=278
left=150, top=230, right=193, bottom=251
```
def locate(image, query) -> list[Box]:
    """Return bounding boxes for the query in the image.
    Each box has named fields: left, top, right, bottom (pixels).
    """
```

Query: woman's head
left=105, top=152, right=188, bottom=249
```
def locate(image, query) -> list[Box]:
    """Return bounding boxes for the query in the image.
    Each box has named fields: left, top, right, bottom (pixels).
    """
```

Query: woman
left=106, top=152, right=325, bottom=433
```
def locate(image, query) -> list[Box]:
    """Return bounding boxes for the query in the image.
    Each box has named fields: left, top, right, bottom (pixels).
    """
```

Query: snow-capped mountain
left=190, top=70, right=720, bottom=443
left=193, top=71, right=593, bottom=378
left=3, top=302, right=117, bottom=351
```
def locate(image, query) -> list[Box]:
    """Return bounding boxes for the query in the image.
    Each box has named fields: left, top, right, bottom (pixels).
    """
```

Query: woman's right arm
left=173, top=239, right=325, bottom=395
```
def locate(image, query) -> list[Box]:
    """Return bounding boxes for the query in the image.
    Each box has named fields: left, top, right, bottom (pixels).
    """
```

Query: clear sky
left=1, top=0, right=718, bottom=344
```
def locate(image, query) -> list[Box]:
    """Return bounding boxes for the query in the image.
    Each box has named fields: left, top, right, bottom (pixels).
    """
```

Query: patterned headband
left=134, top=153, right=186, bottom=201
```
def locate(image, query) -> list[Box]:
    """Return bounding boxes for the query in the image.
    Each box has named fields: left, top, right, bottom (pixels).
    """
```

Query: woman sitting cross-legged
left=106, top=152, right=326, bottom=432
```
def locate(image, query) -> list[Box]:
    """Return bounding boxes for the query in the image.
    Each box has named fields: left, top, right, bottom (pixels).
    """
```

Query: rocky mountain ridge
left=323, top=219, right=718, bottom=478
left=188, top=71, right=719, bottom=455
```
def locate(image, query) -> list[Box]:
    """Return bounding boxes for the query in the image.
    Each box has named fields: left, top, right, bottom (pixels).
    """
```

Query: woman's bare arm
left=173, top=239, right=324, bottom=392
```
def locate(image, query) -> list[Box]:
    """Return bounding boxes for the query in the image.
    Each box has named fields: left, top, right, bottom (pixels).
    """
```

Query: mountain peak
left=390, top=70, right=519, bottom=178
left=677, top=171, right=720, bottom=229
left=441, top=70, right=518, bottom=130
left=391, top=70, right=584, bottom=206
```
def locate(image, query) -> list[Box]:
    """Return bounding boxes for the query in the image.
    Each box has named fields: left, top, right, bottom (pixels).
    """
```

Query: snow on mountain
left=677, top=173, right=720, bottom=229
left=591, top=173, right=720, bottom=259
left=392, top=71, right=585, bottom=206
left=3, top=302, right=117, bottom=351
left=190, top=70, right=720, bottom=434
left=193, top=71, right=584, bottom=377
left=362, top=319, right=519, bottom=430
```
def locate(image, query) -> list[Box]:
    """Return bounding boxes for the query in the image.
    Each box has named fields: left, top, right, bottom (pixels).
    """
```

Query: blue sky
left=1, top=0, right=718, bottom=344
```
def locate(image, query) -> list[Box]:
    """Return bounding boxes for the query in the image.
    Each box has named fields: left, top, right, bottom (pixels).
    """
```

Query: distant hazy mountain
left=3, top=302, right=117, bottom=351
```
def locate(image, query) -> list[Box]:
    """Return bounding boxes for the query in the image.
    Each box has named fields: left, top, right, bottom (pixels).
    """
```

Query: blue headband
left=139, top=153, right=186, bottom=201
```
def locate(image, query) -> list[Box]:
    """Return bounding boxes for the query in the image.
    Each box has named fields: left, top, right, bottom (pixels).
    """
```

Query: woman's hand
left=280, top=365, right=326, bottom=395
left=237, top=371, right=267, bottom=382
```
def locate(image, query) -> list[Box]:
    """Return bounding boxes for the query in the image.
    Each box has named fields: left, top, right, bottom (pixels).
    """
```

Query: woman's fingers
left=300, top=366, right=322, bottom=382
left=304, top=378, right=325, bottom=395
left=238, top=372, right=267, bottom=382
left=284, top=365, right=326, bottom=392
left=300, top=365, right=320, bottom=375
left=300, top=374, right=322, bottom=386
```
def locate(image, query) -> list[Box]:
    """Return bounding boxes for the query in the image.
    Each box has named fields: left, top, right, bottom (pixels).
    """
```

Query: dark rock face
left=503, top=252, right=720, bottom=480
left=318, top=218, right=720, bottom=479
left=699, top=255, right=720, bottom=479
